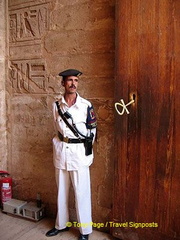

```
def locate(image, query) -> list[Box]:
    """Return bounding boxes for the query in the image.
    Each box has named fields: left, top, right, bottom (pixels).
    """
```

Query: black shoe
left=79, top=234, right=89, bottom=240
left=45, top=227, right=69, bottom=237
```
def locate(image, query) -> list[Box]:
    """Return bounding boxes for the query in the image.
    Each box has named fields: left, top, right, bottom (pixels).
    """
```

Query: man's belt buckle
left=63, top=136, right=69, bottom=143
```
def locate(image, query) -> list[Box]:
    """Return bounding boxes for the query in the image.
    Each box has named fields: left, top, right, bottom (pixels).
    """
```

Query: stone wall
left=0, top=0, right=8, bottom=170
left=7, top=0, right=115, bottom=230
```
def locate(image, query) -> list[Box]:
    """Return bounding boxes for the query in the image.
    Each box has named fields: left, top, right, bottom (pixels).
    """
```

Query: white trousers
left=55, top=168, right=92, bottom=235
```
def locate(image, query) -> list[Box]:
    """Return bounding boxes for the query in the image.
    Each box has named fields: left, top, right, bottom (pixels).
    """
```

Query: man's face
left=62, top=76, right=79, bottom=94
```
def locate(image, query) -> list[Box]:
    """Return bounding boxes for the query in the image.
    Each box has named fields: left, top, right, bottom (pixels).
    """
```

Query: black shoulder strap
left=55, top=101, right=79, bottom=138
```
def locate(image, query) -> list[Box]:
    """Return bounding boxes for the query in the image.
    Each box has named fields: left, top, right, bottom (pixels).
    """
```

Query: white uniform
left=52, top=93, right=96, bottom=235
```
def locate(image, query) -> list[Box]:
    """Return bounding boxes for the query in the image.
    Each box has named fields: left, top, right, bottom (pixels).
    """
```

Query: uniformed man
left=46, top=69, right=97, bottom=240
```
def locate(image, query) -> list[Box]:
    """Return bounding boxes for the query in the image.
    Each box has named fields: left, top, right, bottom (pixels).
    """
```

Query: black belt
left=58, top=132, right=85, bottom=144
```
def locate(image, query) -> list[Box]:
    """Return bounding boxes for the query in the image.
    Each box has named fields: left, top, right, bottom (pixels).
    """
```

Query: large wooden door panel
left=113, top=1, right=180, bottom=239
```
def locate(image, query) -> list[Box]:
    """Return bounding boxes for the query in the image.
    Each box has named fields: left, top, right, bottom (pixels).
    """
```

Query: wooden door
left=113, top=1, right=180, bottom=240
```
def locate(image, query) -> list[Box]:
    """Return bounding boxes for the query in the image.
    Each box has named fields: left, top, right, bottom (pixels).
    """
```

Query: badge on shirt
left=86, top=105, right=97, bottom=129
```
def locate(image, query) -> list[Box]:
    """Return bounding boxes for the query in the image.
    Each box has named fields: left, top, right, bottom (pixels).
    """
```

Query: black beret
left=58, top=69, right=82, bottom=77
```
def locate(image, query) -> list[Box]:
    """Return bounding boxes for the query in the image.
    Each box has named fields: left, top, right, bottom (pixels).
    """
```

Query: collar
left=61, top=93, right=81, bottom=107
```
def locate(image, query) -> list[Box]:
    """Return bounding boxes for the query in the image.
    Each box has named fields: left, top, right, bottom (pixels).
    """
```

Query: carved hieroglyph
left=9, top=59, right=48, bottom=93
left=9, top=1, right=57, bottom=94
left=9, top=2, right=49, bottom=44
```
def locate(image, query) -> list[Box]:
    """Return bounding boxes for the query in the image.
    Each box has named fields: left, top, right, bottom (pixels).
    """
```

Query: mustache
left=69, top=85, right=76, bottom=89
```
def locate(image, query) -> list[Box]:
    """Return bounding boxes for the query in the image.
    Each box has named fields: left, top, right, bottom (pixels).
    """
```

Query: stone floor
left=0, top=211, right=117, bottom=240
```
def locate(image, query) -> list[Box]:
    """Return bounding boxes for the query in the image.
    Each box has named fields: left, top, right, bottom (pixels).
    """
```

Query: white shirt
left=52, top=93, right=96, bottom=171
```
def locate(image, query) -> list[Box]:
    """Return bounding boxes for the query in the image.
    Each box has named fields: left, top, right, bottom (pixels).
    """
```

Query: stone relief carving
left=9, top=59, right=48, bottom=93
left=9, top=3, right=49, bottom=43
left=8, top=2, right=57, bottom=94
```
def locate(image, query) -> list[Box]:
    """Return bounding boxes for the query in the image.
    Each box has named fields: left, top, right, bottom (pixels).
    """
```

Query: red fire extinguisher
left=0, top=171, right=12, bottom=206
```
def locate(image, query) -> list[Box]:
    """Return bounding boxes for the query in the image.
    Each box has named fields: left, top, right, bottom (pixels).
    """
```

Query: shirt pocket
left=72, top=111, right=87, bottom=136
left=73, top=111, right=86, bottom=123
left=55, top=116, right=65, bottom=132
